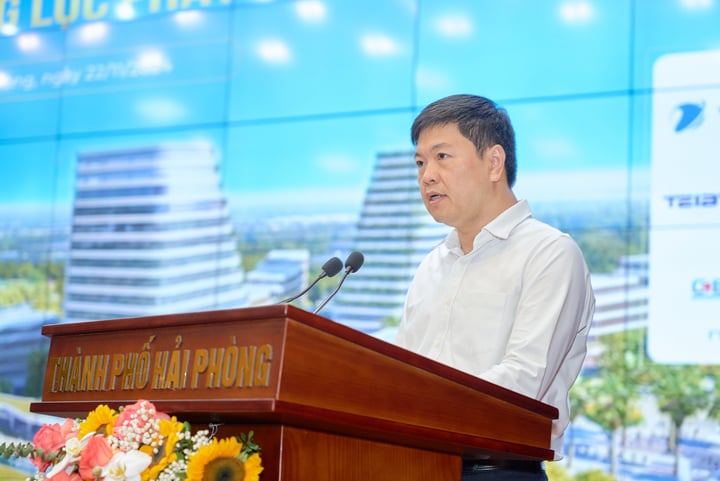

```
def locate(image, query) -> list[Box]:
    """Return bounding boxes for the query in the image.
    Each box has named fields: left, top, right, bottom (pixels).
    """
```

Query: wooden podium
left=30, top=304, right=557, bottom=480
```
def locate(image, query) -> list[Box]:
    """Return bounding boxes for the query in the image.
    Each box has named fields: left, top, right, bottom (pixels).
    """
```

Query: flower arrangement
left=0, top=399, right=263, bottom=481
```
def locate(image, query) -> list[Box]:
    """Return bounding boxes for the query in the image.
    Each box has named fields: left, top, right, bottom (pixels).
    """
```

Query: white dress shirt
left=395, top=200, right=595, bottom=458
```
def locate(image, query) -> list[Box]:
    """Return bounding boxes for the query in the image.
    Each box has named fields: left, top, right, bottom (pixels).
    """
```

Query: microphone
left=313, top=251, right=364, bottom=314
left=280, top=256, right=343, bottom=304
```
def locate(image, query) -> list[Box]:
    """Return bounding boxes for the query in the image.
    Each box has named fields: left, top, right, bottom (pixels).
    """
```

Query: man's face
left=414, top=123, right=494, bottom=234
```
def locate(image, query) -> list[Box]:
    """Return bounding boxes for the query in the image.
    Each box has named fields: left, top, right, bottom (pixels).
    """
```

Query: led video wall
left=1, top=0, right=719, bottom=346
left=1, top=1, right=719, bottom=477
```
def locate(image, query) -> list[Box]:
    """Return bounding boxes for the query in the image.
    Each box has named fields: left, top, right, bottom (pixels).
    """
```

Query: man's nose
left=420, top=163, right=436, bottom=185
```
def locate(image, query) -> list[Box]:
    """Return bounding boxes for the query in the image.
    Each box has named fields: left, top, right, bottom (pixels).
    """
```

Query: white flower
left=65, top=432, right=93, bottom=456
left=101, top=450, right=152, bottom=481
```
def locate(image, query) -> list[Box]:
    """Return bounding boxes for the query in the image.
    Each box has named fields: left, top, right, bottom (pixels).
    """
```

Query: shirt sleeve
left=477, top=234, right=595, bottom=402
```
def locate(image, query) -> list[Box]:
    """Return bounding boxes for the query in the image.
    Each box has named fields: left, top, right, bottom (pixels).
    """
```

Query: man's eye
left=415, top=160, right=424, bottom=168
left=437, top=153, right=448, bottom=160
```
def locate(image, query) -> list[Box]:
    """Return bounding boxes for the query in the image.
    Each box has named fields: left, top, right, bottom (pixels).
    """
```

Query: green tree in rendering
left=568, top=375, right=592, bottom=469
left=706, top=366, right=720, bottom=422
left=23, top=348, right=48, bottom=398
left=645, top=362, right=713, bottom=477
left=574, top=230, right=626, bottom=273
left=0, top=378, right=12, bottom=393
left=0, top=261, right=64, bottom=314
left=581, top=331, right=645, bottom=477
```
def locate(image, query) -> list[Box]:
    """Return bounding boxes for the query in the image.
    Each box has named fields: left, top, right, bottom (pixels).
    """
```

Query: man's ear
left=488, top=144, right=506, bottom=182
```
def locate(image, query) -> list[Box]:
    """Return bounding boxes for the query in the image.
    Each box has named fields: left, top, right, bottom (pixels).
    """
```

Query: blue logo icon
left=673, top=102, right=705, bottom=132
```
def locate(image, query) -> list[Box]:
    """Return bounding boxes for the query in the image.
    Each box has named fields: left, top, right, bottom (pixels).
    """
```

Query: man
left=395, top=94, right=595, bottom=480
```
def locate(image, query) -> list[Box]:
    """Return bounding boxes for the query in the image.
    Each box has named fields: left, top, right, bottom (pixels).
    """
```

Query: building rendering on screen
left=63, top=142, right=248, bottom=323
left=0, top=304, right=58, bottom=394
left=244, top=248, right=310, bottom=305
left=325, top=151, right=449, bottom=332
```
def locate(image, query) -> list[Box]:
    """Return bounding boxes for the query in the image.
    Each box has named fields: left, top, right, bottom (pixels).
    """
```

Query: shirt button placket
left=433, top=257, right=466, bottom=357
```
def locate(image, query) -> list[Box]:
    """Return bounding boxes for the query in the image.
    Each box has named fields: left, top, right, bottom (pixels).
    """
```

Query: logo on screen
left=692, top=278, right=720, bottom=298
left=664, top=193, right=719, bottom=208
left=673, top=102, right=705, bottom=132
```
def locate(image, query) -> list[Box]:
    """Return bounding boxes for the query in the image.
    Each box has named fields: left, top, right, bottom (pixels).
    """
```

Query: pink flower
left=113, top=399, right=168, bottom=441
left=79, top=435, right=114, bottom=480
left=60, top=418, right=77, bottom=440
left=44, top=432, right=93, bottom=480
left=30, top=419, right=75, bottom=470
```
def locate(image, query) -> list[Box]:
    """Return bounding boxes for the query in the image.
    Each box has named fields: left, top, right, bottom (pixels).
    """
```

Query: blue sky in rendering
left=229, top=0, right=416, bottom=119
left=0, top=0, right=719, bottom=215
left=416, top=0, right=632, bottom=103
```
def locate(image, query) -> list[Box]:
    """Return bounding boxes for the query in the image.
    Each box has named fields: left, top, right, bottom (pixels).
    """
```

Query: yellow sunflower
left=243, top=453, right=263, bottom=481
left=78, top=404, right=117, bottom=438
left=186, top=437, right=262, bottom=481
left=141, top=417, right=184, bottom=481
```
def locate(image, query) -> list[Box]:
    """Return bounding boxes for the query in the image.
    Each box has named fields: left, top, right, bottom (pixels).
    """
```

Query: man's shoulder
left=520, top=216, right=568, bottom=238
left=517, top=218, right=584, bottom=254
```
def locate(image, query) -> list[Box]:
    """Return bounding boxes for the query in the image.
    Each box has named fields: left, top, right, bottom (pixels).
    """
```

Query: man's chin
left=428, top=212, right=446, bottom=225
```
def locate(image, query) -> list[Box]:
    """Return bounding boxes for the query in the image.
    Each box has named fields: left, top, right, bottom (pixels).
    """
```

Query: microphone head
left=344, top=251, right=364, bottom=273
left=322, top=257, right=344, bottom=277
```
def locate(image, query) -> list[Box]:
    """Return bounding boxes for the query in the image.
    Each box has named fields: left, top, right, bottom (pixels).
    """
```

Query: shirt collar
left=483, top=199, right=532, bottom=240
left=442, top=200, right=532, bottom=255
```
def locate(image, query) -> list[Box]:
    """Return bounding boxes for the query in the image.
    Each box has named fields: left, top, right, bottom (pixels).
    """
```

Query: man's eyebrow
left=429, top=142, right=451, bottom=151
left=416, top=142, right=451, bottom=156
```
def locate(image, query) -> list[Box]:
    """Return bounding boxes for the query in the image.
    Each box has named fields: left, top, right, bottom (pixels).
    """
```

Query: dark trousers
left=461, top=460, right=547, bottom=481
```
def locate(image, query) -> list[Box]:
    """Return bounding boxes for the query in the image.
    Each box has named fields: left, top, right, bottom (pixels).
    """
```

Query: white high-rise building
left=63, top=142, right=248, bottom=323
left=326, top=151, right=449, bottom=332
left=244, top=248, right=310, bottom=305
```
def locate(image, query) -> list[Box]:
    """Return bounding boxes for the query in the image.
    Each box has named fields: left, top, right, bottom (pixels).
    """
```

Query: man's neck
left=457, top=192, right=518, bottom=254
